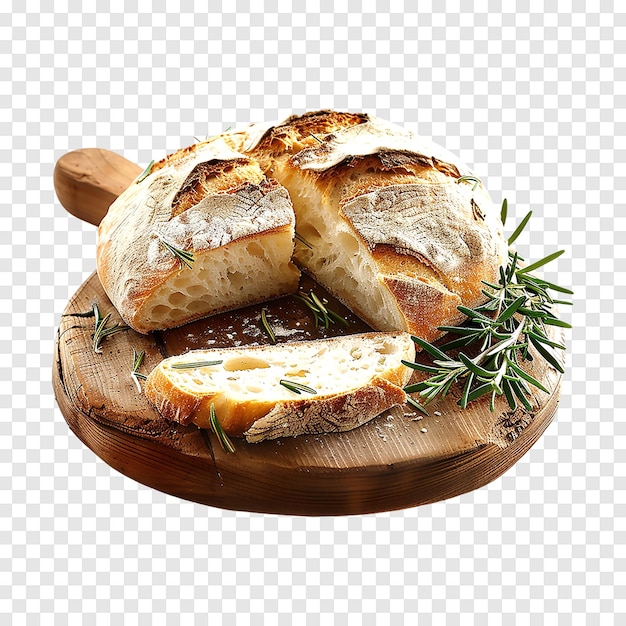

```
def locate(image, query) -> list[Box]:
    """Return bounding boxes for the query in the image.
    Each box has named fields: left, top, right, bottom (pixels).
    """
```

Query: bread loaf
left=144, top=332, right=414, bottom=442
left=223, top=110, right=508, bottom=342
left=98, top=110, right=507, bottom=344
left=96, top=139, right=300, bottom=333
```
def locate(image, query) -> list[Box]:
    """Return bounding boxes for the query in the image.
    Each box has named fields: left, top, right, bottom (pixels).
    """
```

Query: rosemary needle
left=260, top=308, right=277, bottom=344
left=456, top=175, right=482, bottom=191
left=137, top=160, right=154, bottom=183
left=130, top=348, right=147, bottom=392
left=209, top=403, right=235, bottom=453
left=157, top=234, right=194, bottom=269
left=294, top=231, right=313, bottom=249
left=293, top=291, right=349, bottom=329
left=280, top=379, right=318, bottom=395
left=171, top=360, right=223, bottom=370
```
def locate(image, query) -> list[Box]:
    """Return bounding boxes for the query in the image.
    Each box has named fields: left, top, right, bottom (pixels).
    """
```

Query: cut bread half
left=96, top=139, right=300, bottom=333
left=223, top=110, right=508, bottom=342
left=144, top=332, right=415, bottom=442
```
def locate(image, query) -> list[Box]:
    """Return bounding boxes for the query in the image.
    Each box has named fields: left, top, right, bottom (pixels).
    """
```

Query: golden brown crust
left=144, top=365, right=202, bottom=426
left=244, top=377, right=407, bottom=443
left=234, top=112, right=507, bottom=338
left=170, top=157, right=263, bottom=216
left=96, top=140, right=299, bottom=334
left=143, top=333, right=415, bottom=439
left=220, top=110, right=370, bottom=177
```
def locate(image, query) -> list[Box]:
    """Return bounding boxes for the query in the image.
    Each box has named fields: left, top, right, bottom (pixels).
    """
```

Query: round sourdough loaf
left=96, top=139, right=300, bottom=333
left=98, top=111, right=508, bottom=342
left=219, top=110, right=509, bottom=342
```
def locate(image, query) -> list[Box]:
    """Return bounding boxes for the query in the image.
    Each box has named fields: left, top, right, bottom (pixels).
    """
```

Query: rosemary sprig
left=137, top=159, right=154, bottom=183
left=130, top=348, right=147, bottom=392
left=91, top=303, right=128, bottom=354
left=456, top=175, right=482, bottom=191
left=209, top=403, right=235, bottom=453
left=157, top=234, right=195, bottom=269
left=403, top=201, right=572, bottom=414
left=280, top=379, right=318, bottom=395
left=260, top=308, right=277, bottom=344
left=170, top=360, right=223, bottom=370
left=293, top=290, right=349, bottom=329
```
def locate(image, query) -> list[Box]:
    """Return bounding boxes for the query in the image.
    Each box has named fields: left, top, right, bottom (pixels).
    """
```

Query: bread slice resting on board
left=144, top=332, right=415, bottom=443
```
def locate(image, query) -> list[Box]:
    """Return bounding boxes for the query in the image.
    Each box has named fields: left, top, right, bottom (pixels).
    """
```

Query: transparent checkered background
left=2, top=2, right=623, bottom=624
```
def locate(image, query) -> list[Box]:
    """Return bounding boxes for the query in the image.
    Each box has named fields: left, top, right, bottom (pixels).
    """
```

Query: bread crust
left=96, top=139, right=300, bottom=333
left=230, top=111, right=508, bottom=339
left=143, top=332, right=415, bottom=440
left=99, top=109, right=506, bottom=344
left=243, top=376, right=407, bottom=443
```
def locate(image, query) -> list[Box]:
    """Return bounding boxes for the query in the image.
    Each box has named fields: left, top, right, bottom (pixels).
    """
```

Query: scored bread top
left=340, top=181, right=505, bottom=308
left=96, top=138, right=298, bottom=332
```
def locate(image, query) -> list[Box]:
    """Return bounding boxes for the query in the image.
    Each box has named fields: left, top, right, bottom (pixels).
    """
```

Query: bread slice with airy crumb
left=96, top=139, right=300, bottom=334
left=144, top=332, right=415, bottom=442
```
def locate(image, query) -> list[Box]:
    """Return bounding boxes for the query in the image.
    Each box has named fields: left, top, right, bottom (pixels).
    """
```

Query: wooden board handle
left=53, top=148, right=142, bottom=226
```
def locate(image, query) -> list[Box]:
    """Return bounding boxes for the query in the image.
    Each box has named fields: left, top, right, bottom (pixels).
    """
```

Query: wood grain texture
left=53, top=148, right=142, bottom=226
left=52, top=147, right=564, bottom=515
left=53, top=272, right=562, bottom=515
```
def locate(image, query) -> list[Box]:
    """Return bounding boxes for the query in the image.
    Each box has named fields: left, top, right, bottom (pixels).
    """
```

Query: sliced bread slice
left=144, top=332, right=415, bottom=442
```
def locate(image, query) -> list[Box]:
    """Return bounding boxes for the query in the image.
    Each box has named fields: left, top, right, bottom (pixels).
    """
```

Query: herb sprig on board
left=294, top=290, right=349, bottom=329
left=403, top=201, right=572, bottom=414
left=130, top=348, right=147, bottom=392
left=91, top=303, right=128, bottom=353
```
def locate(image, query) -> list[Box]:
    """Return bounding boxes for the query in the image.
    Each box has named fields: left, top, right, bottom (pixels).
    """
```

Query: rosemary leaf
left=130, top=349, right=146, bottom=392
left=507, top=361, right=550, bottom=394
left=209, top=403, right=235, bottom=453
left=137, top=160, right=155, bottom=183
left=404, top=382, right=435, bottom=394
left=458, top=353, right=497, bottom=379
left=516, top=249, right=565, bottom=275
left=406, top=395, right=429, bottom=415
left=410, top=337, right=451, bottom=362
left=500, top=198, right=508, bottom=226
left=294, top=231, right=313, bottom=249
left=459, top=372, right=476, bottom=409
left=260, top=308, right=277, bottom=344
left=171, top=360, right=223, bottom=370
left=157, top=235, right=194, bottom=269
left=501, top=379, right=517, bottom=410
left=293, top=291, right=349, bottom=329
left=456, top=175, right=482, bottom=191
left=507, top=210, right=532, bottom=245
left=401, top=360, right=443, bottom=374
left=280, top=379, right=318, bottom=395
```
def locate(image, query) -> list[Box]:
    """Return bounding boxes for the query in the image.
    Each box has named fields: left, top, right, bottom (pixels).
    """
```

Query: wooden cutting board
left=52, top=148, right=564, bottom=516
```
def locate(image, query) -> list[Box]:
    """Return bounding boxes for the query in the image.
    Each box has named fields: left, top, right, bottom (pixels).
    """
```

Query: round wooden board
left=53, top=271, right=563, bottom=516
